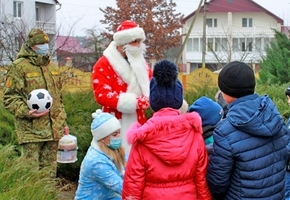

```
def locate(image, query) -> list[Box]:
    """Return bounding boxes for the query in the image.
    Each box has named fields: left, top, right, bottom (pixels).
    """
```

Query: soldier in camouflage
left=2, top=28, right=68, bottom=178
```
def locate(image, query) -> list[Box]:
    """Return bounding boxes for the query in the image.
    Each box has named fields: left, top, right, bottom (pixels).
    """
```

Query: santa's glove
left=136, top=96, right=150, bottom=110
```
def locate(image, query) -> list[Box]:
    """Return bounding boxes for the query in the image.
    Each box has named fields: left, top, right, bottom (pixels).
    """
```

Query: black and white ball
left=27, top=89, right=53, bottom=113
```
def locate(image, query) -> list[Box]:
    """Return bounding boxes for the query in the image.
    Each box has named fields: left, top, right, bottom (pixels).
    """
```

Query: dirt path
left=56, top=178, right=77, bottom=200
left=57, top=191, right=76, bottom=200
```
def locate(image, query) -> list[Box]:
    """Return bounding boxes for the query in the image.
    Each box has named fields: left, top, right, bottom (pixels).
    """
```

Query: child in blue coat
left=207, top=61, right=289, bottom=200
left=189, top=96, right=223, bottom=155
left=284, top=86, right=290, bottom=200
left=75, top=110, right=126, bottom=200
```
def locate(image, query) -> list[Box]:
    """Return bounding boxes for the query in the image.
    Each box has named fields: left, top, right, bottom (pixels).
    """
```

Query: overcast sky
left=56, top=0, right=290, bottom=36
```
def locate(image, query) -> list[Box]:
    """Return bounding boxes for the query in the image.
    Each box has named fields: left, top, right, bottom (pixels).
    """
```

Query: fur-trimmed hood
left=126, top=108, right=203, bottom=165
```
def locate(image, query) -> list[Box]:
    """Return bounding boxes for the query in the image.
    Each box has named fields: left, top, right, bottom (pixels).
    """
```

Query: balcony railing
left=35, top=21, right=56, bottom=34
left=187, top=26, right=276, bottom=37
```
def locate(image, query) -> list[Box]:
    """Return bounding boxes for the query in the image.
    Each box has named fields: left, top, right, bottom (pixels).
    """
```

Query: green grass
left=0, top=102, right=17, bottom=146
left=0, top=84, right=290, bottom=198
left=0, top=145, right=59, bottom=200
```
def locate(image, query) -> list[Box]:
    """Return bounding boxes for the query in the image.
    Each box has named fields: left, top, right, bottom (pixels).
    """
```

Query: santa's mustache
left=123, top=43, right=147, bottom=58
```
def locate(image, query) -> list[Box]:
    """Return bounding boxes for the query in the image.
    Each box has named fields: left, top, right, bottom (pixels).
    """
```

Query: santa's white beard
left=123, top=43, right=147, bottom=59
left=122, top=42, right=150, bottom=97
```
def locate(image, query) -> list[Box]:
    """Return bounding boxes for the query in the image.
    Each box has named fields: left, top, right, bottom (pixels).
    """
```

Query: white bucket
left=57, top=134, right=78, bottom=163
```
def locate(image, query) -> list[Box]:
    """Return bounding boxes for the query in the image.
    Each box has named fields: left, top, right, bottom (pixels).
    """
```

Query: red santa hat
left=113, top=20, right=145, bottom=46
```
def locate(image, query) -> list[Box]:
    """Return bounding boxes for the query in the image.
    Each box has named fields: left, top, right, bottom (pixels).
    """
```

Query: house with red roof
left=181, top=0, right=284, bottom=73
left=56, top=36, right=97, bottom=71
left=57, top=36, right=92, bottom=54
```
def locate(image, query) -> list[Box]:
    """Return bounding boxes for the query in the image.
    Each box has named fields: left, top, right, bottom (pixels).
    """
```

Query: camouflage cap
left=26, top=28, right=49, bottom=47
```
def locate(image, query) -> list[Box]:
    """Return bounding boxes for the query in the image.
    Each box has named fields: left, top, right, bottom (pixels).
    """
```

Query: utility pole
left=175, top=0, right=203, bottom=66
left=202, top=0, right=207, bottom=68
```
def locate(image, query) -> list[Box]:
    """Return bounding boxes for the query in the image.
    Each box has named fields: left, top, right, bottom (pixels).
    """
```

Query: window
left=216, top=38, right=228, bottom=51
left=207, top=38, right=218, bottom=51
left=187, top=38, right=193, bottom=51
left=242, top=42, right=246, bottom=51
left=36, top=6, right=40, bottom=21
left=249, top=18, right=253, bottom=27
left=248, top=42, right=253, bottom=51
left=13, top=1, right=23, bottom=18
left=186, top=38, right=200, bottom=51
left=206, top=18, right=218, bottom=27
left=242, top=42, right=252, bottom=51
left=255, top=38, right=262, bottom=51
left=208, top=42, right=213, bottom=51
left=242, top=18, right=253, bottom=27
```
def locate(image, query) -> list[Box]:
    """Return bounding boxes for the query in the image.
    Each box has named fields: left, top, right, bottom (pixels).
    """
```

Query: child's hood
left=226, top=94, right=284, bottom=137
left=127, top=109, right=203, bottom=165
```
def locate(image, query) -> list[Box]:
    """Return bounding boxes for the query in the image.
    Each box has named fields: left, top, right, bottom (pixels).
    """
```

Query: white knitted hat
left=91, top=109, right=121, bottom=141
left=113, top=20, right=145, bottom=46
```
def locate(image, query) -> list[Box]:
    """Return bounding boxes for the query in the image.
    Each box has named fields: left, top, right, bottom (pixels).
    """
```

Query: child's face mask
left=108, top=137, right=122, bottom=150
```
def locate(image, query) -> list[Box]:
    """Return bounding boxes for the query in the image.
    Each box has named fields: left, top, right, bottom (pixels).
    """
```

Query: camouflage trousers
left=20, top=141, right=58, bottom=178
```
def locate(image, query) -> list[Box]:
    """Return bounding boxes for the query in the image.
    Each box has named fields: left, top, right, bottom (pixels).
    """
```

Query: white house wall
left=182, top=11, right=281, bottom=68
left=0, top=0, right=56, bottom=65
left=1, top=0, right=56, bottom=33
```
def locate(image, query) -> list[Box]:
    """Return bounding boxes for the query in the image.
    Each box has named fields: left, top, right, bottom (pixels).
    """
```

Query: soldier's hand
left=28, top=109, right=49, bottom=118
left=64, top=126, right=69, bottom=135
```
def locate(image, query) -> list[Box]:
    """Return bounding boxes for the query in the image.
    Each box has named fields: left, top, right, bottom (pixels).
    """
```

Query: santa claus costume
left=92, top=20, right=152, bottom=153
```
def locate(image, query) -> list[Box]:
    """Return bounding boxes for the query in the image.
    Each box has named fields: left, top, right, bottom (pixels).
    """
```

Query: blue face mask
left=109, top=138, right=122, bottom=150
left=35, top=43, right=49, bottom=55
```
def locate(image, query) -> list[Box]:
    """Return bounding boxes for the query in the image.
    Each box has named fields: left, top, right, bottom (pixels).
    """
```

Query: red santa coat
left=122, top=108, right=211, bottom=200
left=92, top=41, right=152, bottom=153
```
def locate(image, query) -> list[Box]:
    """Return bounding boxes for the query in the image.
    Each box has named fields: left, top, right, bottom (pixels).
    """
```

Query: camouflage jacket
left=3, top=44, right=67, bottom=144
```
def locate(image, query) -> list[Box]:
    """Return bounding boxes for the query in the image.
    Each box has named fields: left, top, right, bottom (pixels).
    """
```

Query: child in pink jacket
left=122, top=60, right=211, bottom=200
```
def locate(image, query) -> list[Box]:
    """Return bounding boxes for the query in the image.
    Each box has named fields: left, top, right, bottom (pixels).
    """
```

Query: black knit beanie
left=218, top=61, right=256, bottom=98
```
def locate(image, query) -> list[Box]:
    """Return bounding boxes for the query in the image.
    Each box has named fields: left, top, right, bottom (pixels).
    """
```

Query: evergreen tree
left=259, top=29, right=290, bottom=85
left=100, top=0, right=183, bottom=60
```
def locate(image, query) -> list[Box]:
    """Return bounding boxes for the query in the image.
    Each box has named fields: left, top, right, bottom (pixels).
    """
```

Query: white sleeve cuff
left=117, top=93, right=137, bottom=114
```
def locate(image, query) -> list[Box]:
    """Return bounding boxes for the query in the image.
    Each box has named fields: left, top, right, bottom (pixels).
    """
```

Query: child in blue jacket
left=189, top=96, right=223, bottom=155
left=207, top=61, right=289, bottom=200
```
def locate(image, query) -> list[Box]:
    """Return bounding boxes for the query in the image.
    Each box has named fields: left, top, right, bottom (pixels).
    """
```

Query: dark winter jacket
left=207, top=94, right=289, bottom=200
left=202, top=125, right=215, bottom=155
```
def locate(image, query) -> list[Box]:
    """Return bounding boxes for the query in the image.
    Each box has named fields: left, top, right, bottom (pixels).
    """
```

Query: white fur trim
left=113, top=27, right=145, bottom=46
left=91, top=117, right=121, bottom=141
left=120, top=113, right=137, bottom=154
left=117, top=93, right=137, bottom=114
left=103, top=42, right=150, bottom=96
left=103, top=42, right=132, bottom=84
left=179, top=99, right=189, bottom=114
left=90, top=138, right=101, bottom=151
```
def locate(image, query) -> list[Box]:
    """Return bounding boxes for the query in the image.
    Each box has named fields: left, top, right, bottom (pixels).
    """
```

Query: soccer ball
left=27, top=89, right=53, bottom=113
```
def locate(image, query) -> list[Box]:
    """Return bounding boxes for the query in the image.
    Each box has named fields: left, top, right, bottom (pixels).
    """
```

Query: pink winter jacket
left=122, top=108, right=211, bottom=200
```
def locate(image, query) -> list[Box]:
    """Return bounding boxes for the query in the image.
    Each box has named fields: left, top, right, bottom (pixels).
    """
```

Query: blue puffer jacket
left=207, top=94, right=290, bottom=200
